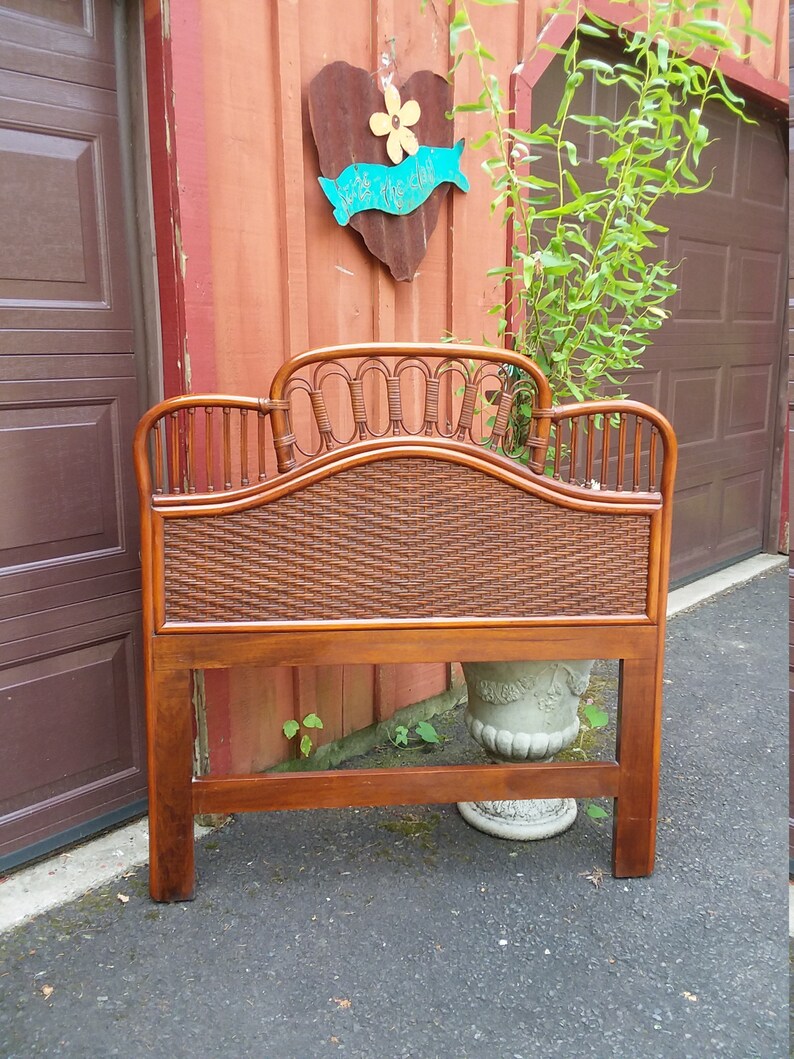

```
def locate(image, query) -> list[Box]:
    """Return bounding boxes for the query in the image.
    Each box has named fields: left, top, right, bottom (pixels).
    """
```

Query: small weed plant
left=282, top=712, right=324, bottom=758
left=389, top=721, right=442, bottom=749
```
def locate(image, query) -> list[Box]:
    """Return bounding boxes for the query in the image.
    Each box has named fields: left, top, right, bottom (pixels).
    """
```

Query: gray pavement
left=0, top=570, right=787, bottom=1058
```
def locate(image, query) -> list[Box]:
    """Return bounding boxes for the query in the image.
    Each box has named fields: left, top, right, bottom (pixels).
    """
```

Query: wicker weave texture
left=163, top=458, right=651, bottom=623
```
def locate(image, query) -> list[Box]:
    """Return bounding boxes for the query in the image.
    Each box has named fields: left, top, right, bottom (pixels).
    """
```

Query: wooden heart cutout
left=308, top=62, right=455, bottom=282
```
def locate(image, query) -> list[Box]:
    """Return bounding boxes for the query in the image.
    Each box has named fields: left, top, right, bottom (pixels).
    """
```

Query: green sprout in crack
left=282, top=712, right=324, bottom=758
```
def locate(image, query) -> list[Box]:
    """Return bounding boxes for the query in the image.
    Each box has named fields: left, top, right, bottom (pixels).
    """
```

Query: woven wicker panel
left=162, top=458, right=651, bottom=623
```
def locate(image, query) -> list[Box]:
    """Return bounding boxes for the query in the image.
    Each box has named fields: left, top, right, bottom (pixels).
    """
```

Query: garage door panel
left=725, top=362, right=774, bottom=437
left=671, top=479, right=720, bottom=574
left=619, top=366, right=662, bottom=409
left=0, top=360, right=140, bottom=598
left=734, top=246, right=785, bottom=322
left=0, top=72, right=132, bottom=334
left=743, top=121, right=788, bottom=209
left=666, top=365, right=722, bottom=447
left=698, top=107, right=739, bottom=198
left=0, top=1, right=114, bottom=90
left=674, top=238, right=731, bottom=322
left=0, top=615, right=145, bottom=858
left=717, top=468, right=768, bottom=558
left=0, top=626, right=141, bottom=812
left=0, top=587, right=140, bottom=658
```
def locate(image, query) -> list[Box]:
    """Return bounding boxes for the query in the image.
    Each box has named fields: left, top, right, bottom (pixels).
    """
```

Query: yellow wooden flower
left=369, top=84, right=421, bottom=165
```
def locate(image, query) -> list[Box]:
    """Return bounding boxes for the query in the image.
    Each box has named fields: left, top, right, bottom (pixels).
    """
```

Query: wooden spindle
left=153, top=421, right=164, bottom=494
left=309, top=390, right=334, bottom=450
left=169, top=410, right=180, bottom=494
left=649, top=427, right=658, bottom=492
left=240, top=409, right=249, bottom=486
left=386, top=377, right=403, bottom=435
left=186, top=407, right=196, bottom=493
left=490, top=389, right=514, bottom=446
left=348, top=378, right=368, bottom=437
left=632, top=418, right=642, bottom=492
left=423, top=377, right=440, bottom=435
left=585, top=415, right=595, bottom=485
left=457, top=382, right=478, bottom=440
left=568, top=417, right=578, bottom=483
left=257, top=411, right=267, bottom=481
left=601, top=415, right=611, bottom=489
left=616, top=414, right=626, bottom=492
left=223, top=407, right=232, bottom=490
left=205, top=408, right=214, bottom=491
left=553, top=423, right=562, bottom=480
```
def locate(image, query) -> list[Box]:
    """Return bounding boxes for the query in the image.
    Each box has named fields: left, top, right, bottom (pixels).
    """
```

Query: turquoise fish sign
left=318, top=139, right=469, bottom=227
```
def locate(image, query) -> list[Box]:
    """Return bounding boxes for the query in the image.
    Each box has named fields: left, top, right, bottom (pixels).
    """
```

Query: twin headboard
left=133, top=343, right=677, bottom=901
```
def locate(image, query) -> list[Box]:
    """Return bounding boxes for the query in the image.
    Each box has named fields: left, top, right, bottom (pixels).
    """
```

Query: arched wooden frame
left=134, top=343, right=677, bottom=902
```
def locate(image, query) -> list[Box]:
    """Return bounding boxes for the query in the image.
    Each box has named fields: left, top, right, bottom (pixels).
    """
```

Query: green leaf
left=414, top=721, right=441, bottom=744
left=449, top=10, right=469, bottom=53
left=303, top=712, right=324, bottom=729
left=586, top=803, right=610, bottom=820
left=299, top=735, right=313, bottom=758
left=578, top=22, right=611, bottom=38
left=584, top=704, right=609, bottom=729
left=469, top=130, right=497, bottom=150
left=454, top=101, right=490, bottom=113
left=393, top=725, right=409, bottom=747
left=282, top=719, right=300, bottom=740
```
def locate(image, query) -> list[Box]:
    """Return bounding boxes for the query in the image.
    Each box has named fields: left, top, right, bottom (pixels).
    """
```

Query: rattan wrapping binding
left=162, top=458, right=650, bottom=624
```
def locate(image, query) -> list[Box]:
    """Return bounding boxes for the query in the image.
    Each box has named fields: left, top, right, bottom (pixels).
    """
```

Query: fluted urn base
left=457, top=796, right=577, bottom=841
left=458, top=659, right=594, bottom=842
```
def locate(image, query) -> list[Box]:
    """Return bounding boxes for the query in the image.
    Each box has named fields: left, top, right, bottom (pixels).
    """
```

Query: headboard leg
left=147, top=668, right=196, bottom=902
left=612, top=654, right=663, bottom=878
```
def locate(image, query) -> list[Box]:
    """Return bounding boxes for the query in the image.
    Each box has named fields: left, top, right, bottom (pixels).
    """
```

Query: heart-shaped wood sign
left=308, top=62, right=457, bottom=282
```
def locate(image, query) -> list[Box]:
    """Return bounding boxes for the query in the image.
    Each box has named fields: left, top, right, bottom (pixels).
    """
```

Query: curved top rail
left=268, top=342, right=554, bottom=473
left=269, top=342, right=554, bottom=409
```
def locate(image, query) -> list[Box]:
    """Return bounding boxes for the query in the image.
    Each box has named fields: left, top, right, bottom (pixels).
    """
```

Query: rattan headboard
left=133, top=343, right=678, bottom=902
left=134, top=343, right=676, bottom=635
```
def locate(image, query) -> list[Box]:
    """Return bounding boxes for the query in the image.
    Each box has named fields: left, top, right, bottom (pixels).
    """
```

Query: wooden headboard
left=133, top=343, right=677, bottom=902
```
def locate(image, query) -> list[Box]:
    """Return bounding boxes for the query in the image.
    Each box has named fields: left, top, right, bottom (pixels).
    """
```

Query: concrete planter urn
left=458, top=659, right=595, bottom=840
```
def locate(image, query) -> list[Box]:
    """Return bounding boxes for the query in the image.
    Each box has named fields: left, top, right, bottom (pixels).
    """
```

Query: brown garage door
left=533, top=44, right=787, bottom=584
left=0, top=1, right=147, bottom=868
